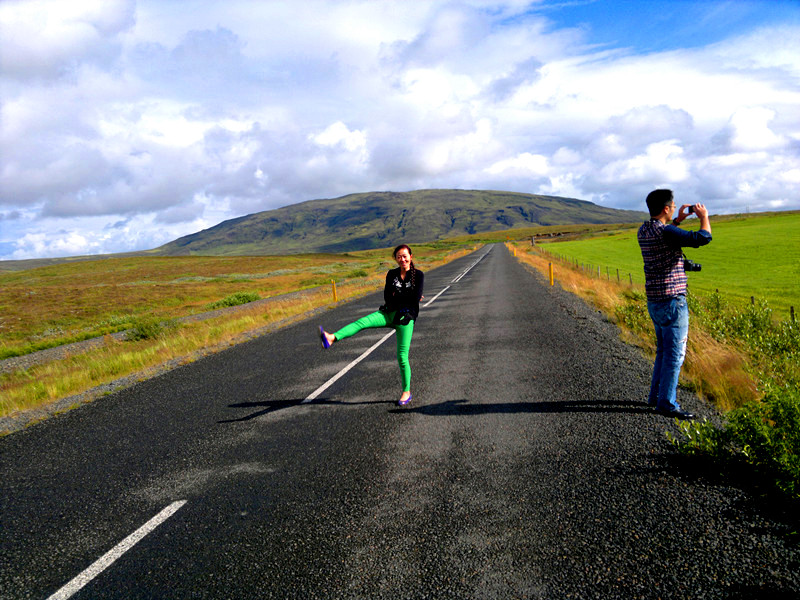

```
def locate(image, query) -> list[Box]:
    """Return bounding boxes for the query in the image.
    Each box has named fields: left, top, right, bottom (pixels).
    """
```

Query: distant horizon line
left=2, top=207, right=798, bottom=265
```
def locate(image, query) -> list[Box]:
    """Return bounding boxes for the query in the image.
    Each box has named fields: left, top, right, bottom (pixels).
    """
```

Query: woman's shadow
left=218, top=397, right=392, bottom=423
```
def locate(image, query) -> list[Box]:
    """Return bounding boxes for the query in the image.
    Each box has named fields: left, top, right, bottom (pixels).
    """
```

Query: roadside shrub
left=692, top=293, right=799, bottom=391
left=670, top=292, right=800, bottom=499
left=127, top=317, right=178, bottom=341
left=728, top=386, right=800, bottom=497
left=693, top=294, right=799, bottom=357
left=666, top=417, right=725, bottom=456
left=207, top=291, right=260, bottom=310
left=346, top=269, right=368, bottom=278
left=669, top=386, right=800, bottom=499
left=614, top=289, right=650, bottom=335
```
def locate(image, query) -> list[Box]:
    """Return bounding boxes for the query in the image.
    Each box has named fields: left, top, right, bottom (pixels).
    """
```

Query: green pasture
left=540, top=212, right=800, bottom=316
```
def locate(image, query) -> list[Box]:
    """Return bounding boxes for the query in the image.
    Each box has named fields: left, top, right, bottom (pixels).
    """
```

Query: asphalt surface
left=1, top=245, right=798, bottom=599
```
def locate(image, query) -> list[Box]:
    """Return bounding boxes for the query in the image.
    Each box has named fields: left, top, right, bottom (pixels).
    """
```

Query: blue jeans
left=647, top=296, right=689, bottom=411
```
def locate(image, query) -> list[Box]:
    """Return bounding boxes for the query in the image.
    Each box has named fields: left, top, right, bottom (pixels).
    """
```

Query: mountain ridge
left=157, top=189, right=648, bottom=256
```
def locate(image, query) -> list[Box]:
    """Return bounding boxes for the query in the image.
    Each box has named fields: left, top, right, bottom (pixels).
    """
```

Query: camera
left=687, top=205, right=695, bottom=214
left=683, top=254, right=702, bottom=272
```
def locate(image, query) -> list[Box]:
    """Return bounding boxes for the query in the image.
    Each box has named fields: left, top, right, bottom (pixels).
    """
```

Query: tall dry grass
left=684, top=331, right=758, bottom=412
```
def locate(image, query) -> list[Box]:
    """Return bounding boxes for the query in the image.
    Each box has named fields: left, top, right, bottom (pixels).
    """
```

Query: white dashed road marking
left=48, top=501, right=187, bottom=600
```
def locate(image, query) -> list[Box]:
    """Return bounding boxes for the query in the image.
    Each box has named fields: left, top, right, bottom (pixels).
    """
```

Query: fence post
left=629, top=273, right=633, bottom=285
left=792, top=306, right=796, bottom=322
left=332, top=279, right=338, bottom=302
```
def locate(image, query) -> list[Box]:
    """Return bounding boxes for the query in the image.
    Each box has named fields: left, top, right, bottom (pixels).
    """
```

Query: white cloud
left=599, top=140, right=690, bottom=186
left=0, top=0, right=135, bottom=79
left=14, top=230, right=97, bottom=259
left=312, top=122, right=367, bottom=154
left=724, top=107, right=786, bottom=151
left=1, top=1, right=799, bottom=259
left=487, top=152, right=550, bottom=177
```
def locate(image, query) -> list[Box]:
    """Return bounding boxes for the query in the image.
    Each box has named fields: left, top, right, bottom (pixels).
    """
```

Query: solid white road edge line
left=47, top=500, right=187, bottom=600
left=451, top=248, right=491, bottom=283
left=303, top=329, right=396, bottom=403
left=424, top=285, right=449, bottom=307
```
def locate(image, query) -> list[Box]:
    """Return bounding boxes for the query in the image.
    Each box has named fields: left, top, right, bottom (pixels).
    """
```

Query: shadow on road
left=218, top=397, right=393, bottom=422
left=219, top=397, right=654, bottom=423
left=218, top=399, right=308, bottom=422
left=389, top=398, right=655, bottom=416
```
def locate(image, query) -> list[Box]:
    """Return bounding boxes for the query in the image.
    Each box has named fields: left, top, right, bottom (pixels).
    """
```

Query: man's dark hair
left=646, top=189, right=674, bottom=217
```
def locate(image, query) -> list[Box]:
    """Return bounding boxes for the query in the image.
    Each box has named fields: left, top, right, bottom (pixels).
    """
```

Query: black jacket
left=382, top=267, right=424, bottom=321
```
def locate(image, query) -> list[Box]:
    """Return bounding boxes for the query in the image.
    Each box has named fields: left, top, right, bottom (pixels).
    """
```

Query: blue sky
left=538, top=0, right=800, bottom=52
left=1, top=0, right=798, bottom=260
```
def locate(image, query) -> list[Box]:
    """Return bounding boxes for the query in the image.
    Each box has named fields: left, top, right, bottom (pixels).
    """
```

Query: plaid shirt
left=638, top=219, right=712, bottom=301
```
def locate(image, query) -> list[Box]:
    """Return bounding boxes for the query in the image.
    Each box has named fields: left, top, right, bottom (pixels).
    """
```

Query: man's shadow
left=388, top=398, right=654, bottom=416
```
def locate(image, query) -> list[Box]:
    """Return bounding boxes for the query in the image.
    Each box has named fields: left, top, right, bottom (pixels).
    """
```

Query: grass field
left=0, top=243, right=469, bottom=360
left=538, top=212, right=800, bottom=316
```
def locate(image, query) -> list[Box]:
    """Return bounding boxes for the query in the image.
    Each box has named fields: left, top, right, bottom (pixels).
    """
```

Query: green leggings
left=333, top=310, right=415, bottom=392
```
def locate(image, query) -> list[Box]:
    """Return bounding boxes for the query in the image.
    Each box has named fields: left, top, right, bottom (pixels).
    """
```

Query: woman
left=320, top=244, right=424, bottom=406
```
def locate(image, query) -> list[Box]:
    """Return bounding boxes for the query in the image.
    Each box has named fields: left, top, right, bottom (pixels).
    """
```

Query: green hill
left=157, top=189, right=647, bottom=256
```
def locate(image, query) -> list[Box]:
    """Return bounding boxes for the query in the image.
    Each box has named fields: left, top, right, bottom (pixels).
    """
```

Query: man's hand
left=674, top=203, right=711, bottom=234
left=692, top=203, right=711, bottom=234
left=675, top=204, right=693, bottom=222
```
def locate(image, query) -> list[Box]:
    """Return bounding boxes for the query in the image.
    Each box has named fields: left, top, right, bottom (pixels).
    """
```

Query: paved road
left=1, top=245, right=798, bottom=599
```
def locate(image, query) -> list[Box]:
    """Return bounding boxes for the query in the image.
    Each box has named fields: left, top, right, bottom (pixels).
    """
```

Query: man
left=638, top=189, right=712, bottom=419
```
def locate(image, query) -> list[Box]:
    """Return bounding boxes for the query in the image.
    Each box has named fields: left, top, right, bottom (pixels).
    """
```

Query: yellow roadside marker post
left=549, top=262, right=554, bottom=286
left=331, top=279, right=338, bottom=302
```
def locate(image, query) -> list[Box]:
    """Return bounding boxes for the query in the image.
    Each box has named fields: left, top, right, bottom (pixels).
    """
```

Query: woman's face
left=394, top=248, right=412, bottom=270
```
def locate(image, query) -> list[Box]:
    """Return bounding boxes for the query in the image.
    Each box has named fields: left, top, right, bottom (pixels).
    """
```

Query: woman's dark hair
left=393, top=243, right=412, bottom=259
left=646, top=189, right=674, bottom=217
left=393, top=244, right=416, bottom=290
